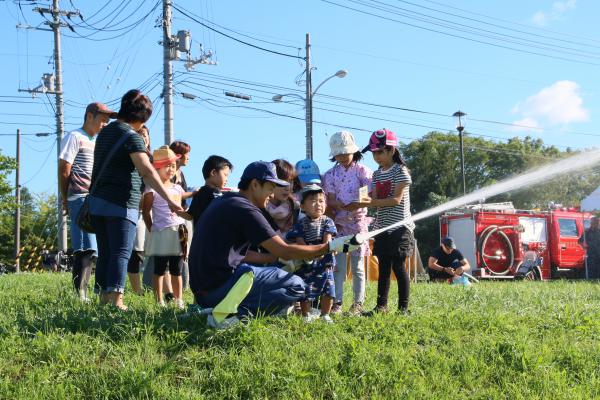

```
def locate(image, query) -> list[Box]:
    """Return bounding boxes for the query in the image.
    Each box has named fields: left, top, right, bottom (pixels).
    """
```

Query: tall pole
left=163, top=0, right=174, bottom=145
left=14, top=129, right=21, bottom=273
left=305, top=33, right=313, bottom=160
left=52, top=0, right=67, bottom=252
left=458, top=126, right=466, bottom=196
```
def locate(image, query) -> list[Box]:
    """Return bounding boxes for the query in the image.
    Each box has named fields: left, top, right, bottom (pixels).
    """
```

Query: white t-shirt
left=59, top=128, right=96, bottom=200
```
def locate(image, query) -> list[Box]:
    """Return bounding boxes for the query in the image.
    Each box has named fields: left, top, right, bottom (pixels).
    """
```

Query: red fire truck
left=439, top=203, right=592, bottom=280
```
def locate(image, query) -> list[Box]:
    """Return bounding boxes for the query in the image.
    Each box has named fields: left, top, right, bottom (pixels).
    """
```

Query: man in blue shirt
left=189, top=161, right=358, bottom=328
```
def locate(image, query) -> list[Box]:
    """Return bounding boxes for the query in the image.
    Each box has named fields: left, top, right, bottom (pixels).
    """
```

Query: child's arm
left=175, top=210, right=193, bottom=220
left=322, top=233, right=333, bottom=244
left=142, top=192, right=153, bottom=231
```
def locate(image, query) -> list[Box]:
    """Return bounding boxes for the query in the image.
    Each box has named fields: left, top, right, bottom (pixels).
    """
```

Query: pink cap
left=363, top=128, right=398, bottom=152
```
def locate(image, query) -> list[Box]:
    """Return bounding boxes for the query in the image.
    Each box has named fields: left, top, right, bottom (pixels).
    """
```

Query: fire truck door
left=448, top=217, right=477, bottom=272
left=554, top=217, right=585, bottom=267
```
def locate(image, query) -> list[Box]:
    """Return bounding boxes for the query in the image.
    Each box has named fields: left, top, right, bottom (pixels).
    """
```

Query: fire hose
left=477, top=225, right=516, bottom=275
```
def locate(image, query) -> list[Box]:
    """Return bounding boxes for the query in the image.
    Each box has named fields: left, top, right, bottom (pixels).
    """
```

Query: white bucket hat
left=329, top=131, right=359, bottom=158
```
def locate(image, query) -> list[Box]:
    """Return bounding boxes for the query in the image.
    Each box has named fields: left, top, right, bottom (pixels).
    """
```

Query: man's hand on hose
left=328, top=235, right=361, bottom=254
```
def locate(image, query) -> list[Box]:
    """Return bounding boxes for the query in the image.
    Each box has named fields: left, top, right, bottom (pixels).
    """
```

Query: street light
left=453, top=110, right=467, bottom=196
left=273, top=69, right=348, bottom=159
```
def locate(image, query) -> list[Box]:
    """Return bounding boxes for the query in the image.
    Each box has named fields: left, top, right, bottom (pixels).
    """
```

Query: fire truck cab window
left=558, top=218, right=579, bottom=237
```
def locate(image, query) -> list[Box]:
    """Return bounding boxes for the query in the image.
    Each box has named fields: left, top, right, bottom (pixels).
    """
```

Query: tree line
left=0, top=131, right=599, bottom=267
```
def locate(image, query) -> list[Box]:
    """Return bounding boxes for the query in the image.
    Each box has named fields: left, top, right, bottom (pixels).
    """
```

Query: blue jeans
left=197, top=264, right=307, bottom=317
left=68, top=197, right=97, bottom=253
left=92, top=215, right=136, bottom=294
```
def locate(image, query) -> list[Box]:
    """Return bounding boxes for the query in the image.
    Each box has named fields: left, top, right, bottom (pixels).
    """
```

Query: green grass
left=0, top=274, right=599, bottom=399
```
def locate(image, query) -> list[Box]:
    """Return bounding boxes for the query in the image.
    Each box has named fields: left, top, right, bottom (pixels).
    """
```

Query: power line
left=173, top=4, right=304, bottom=60
left=321, top=0, right=600, bottom=66
left=367, top=0, right=600, bottom=56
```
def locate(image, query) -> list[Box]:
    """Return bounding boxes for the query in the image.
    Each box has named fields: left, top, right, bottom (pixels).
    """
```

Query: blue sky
left=1, top=0, right=599, bottom=195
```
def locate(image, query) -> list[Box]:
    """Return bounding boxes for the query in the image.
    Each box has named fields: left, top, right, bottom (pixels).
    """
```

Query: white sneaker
left=157, top=301, right=166, bottom=308
left=207, top=314, right=241, bottom=329
left=302, top=314, right=317, bottom=323
left=175, top=299, right=185, bottom=310
left=320, top=314, right=334, bottom=324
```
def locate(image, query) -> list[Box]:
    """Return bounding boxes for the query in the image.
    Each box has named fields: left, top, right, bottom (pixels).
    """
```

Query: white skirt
left=144, top=226, right=182, bottom=256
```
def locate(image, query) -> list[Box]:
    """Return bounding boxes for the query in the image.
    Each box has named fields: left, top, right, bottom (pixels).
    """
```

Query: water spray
left=350, top=148, right=600, bottom=245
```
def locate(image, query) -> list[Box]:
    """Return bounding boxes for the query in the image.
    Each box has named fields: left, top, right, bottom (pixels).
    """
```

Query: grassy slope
left=0, top=274, right=598, bottom=399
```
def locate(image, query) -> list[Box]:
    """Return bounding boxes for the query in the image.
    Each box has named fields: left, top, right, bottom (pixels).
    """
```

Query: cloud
left=511, top=80, right=589, bottom=129
left=509, top=117, right=540, bottom=132
left=531, top=0, right=576, bottom=27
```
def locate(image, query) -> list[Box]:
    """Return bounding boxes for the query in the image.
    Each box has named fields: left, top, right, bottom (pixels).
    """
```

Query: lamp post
left=453, top=110, right=467, bottom=196
left=273, top=68, right=347, bottom=159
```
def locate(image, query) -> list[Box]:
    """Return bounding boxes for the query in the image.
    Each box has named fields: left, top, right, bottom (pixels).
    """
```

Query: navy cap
left=240, top=161, right=289, bottom=187
left=442, top=236, right=456, bottom=249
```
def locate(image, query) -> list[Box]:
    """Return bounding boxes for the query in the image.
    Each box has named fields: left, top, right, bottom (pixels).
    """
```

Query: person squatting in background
left=323, top=131, right=373, bottom=315
left=285, top=185, right=338, bottom=323
left=427, top=236, right=471, bottom=284
left=142, top=146, right=192, bottom=308
left=352, top=129, right=414, bottom=314
left=59, top=102, right=118, bottom=302
left=188, top=155, right=233, bottom=228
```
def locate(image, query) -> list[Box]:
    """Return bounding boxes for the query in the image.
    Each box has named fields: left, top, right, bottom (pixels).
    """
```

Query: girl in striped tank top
left=355, top=129, right=414, bottom=314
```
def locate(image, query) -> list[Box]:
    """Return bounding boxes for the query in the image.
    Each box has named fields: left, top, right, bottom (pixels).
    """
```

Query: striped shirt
left=372, top=163, right=414, bottom=232
left=286, top=215, right=337, bottom=245
left=59, top=128, right=95, bottom=200
left=90, top=121, right=147, bottom=209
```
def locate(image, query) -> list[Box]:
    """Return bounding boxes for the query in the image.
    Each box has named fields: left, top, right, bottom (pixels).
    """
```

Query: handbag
left=76, top=131, right=135, bottom=233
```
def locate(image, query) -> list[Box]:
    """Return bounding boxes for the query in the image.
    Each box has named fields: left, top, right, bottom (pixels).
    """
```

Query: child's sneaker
left=348, top=302, right=363, bottom=315
left=302, top=314, right=317, bottom=323
left=157, top=301, right=167, bottom=308
left=164, top=292, right=175, bottom=303
left=175, top=299, right=185, bottom=310
left=320, top=314, right=334, bottom=324
left=330, top=303, right=343, bottom=315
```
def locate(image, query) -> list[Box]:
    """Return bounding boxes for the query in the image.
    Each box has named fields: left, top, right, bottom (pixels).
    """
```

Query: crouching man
left=428, top=236, right=471, bottom=283
left=188, top=161, right=357, bottom=328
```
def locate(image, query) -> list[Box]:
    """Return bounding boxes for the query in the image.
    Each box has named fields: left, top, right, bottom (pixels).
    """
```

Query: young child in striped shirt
left=286, top=185, right=337, bottom=323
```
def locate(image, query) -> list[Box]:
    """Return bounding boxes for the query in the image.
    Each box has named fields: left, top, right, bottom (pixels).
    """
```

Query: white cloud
left=531, top=0, right=576, bottom=26
left=511, top=80, right=589, bottom=128
left=509, top=117, right=541, bottom=132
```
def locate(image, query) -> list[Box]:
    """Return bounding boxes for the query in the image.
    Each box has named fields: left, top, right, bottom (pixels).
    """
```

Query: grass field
left=0, top=273, right=598, bottom=399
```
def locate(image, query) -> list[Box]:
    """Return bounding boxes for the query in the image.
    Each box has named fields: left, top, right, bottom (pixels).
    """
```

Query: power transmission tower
left=18, top=0, right=80, bottom=252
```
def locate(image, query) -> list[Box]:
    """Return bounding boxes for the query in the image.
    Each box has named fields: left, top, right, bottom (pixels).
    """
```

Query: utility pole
left=305, top=33, right=313, bottom=160
left=163, top=0, right=174, bottom=145
left=14, top=129, right=21, bottom=273
left=20, top=1, right=79, bottom=253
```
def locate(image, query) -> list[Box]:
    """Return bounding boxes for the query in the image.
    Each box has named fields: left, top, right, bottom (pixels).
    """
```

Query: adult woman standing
left=89, top=89, right=183, bottom=309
